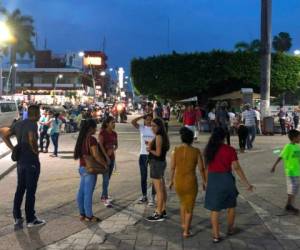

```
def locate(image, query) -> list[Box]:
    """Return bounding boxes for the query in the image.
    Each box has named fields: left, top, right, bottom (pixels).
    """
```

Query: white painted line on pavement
left=247, top=199, right=300, bottom=240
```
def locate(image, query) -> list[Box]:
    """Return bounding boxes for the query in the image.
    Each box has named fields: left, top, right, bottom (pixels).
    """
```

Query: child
left=271, top=129, right=300, bottom=214
left=237, top=122, right=248, bottom=153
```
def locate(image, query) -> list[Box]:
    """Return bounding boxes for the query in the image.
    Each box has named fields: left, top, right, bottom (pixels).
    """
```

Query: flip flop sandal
left=84, top=216, right=101, bottom=222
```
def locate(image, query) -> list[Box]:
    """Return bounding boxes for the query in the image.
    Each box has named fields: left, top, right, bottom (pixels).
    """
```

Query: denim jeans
left=51, top=133, right=59, bottom=156
left=13, top=162, right=40, bottom=223
left=139, top=155, right=148, bottom=196
left=246, top=126, right=256, bottom=149
left=77, top=166, right=97, bottom=218
left=101, top=160, right=115, bottom=199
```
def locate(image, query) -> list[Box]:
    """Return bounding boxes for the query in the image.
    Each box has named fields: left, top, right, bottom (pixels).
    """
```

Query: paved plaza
left=0, top=117, right=300, bottom=249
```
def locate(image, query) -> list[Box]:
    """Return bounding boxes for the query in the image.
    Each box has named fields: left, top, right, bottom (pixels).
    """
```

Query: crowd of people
left=1, top=100, right=300, bottom=244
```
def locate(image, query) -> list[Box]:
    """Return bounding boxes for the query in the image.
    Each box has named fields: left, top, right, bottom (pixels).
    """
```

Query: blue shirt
left=51, top=119, right=62, bottom=134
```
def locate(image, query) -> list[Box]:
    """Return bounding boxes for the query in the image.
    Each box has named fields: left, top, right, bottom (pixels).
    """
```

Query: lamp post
left=53, top=74, right=63, bottom=104
left=79, top=51, right=97, bottom=100
left=5, top=63, right=18, bottom=95
left=0, top=21, right=14, bottom=97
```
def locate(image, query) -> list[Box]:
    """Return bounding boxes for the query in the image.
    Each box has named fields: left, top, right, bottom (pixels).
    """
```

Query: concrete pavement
left=0, top=119, right=300, bottom=249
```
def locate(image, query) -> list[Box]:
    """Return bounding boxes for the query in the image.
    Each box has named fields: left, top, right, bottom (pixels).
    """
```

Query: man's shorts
left=286, top=176, right=300, bottom=195
left=149, top=159, right=166, bottom=179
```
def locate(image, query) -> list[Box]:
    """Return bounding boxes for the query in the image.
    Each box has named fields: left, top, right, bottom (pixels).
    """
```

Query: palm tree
left=272, top=32, right=292, bottom=53
left=0, top=7, right=35, bottom=93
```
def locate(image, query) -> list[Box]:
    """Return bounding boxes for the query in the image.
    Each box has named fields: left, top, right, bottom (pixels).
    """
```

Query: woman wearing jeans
left=131, top=113, right=155, bottom=204
left=99, top=116, right=118, bottom=208
left=74, top=119, right=107, bottom=222
left=49, top=113, right=62, bottom=157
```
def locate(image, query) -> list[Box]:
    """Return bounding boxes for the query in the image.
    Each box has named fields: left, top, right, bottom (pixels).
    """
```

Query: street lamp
left=100, top=71, right=106, bottom=76
left=53, top=74, right=63, bottom=104
left=294, top=50, right=300, bottom=56
left=78, top=51, right=85, bottom=58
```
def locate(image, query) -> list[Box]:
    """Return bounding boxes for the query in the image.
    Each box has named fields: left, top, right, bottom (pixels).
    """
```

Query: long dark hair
left=74, top=119, right=97, bottom=160
left=54, top=113, right=60, bottom=124
left=152, top=118, right=170, bottom=151
left=204, top=127, right=226, bottom=165
left=101, top=116, right=115, bottom=130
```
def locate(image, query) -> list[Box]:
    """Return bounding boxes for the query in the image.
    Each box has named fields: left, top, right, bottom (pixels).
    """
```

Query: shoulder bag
left=84, top=138, right=108, bottom=175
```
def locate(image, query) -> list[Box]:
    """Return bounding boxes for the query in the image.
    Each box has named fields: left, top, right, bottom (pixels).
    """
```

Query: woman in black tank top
left=146, top=118, right=170, bottom=222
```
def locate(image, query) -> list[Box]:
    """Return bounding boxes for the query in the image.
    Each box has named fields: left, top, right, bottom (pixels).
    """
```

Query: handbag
left=84, top=138, right=108, bottom=175
left=47, top=127, right=53, bottom=136
left=11, top=144, right=21, bottom=162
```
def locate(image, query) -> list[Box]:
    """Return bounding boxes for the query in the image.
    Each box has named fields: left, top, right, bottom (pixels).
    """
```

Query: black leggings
left=238, top=126, right=248, bottom=150
left=39, top=131, right=50, bottom=150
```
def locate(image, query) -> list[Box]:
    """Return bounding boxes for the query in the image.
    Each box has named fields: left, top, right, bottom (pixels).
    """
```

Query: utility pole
left=260, top=0, right=272, bottom=117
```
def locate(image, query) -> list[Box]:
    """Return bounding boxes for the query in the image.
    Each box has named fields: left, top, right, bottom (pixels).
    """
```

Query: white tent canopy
left=177, top=96, right=198, bottom=103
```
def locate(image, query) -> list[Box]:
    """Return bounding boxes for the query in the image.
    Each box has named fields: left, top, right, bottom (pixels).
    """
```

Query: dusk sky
left=2, top=0, right=300, bottom=73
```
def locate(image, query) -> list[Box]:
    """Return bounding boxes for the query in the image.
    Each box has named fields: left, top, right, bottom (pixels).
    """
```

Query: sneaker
left=148, top=196, right=155, bottom=207
left=104, top=199, right=113, bottom=208
left=107, top=196, right=114, bottom=202
left=162, top=210, right=167, bottom=218
left=138, top=196, right=148, bottom=204
left=27, top=218, right=46, bottom=228
left=285, top=205, right=299, bottom=214
left=14, top=218, right=24, bottom=228
left=146, top=212, right=164, bottom=222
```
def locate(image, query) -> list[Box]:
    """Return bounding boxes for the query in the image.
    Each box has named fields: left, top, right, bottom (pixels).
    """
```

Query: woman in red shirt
left=204, top=127, right=253, bottom=243
left=74, top=119, right=107, bottom=222
left=99, top=116, right=118, bottom=208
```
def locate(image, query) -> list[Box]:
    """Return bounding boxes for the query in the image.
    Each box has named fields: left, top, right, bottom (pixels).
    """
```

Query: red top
left=99, top=129, right=118, bottom=160
left=80, top=136, right=98, bottom=167
left=183, top=110, right=197, bottom=126
left=208, top=144, right=238, bottom=173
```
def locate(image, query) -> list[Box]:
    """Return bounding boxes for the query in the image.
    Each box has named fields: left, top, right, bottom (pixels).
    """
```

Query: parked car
left=0, top=100, right=19, bottom=127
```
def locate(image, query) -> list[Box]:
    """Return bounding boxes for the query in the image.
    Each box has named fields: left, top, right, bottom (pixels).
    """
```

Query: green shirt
left=280, top=143, right=300, bottom=176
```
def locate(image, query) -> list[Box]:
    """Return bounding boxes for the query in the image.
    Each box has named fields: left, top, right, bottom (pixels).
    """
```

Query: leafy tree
left=234, top=41, right=250, bottom=52
left=0, top=8, right=35, bottom=62
left=272, top=32, right=292, bottom=53
left=234, top=39, right=261, bottom=52
left=0, top=7, right=35, bottom=92
left=131, top=51, right=300, bottom=101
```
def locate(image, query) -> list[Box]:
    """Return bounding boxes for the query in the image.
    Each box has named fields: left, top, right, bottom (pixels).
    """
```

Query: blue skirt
left=205, top=172, right=239, bottom=211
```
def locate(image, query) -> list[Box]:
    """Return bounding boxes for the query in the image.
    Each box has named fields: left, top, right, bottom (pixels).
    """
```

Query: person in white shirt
left=242, top=104, right=257, bottom=149
left=254, top=107, right=261, bottom=134
left=132, top=113, right=155, bottom=205
left=208, top=109, right=216, bottom=132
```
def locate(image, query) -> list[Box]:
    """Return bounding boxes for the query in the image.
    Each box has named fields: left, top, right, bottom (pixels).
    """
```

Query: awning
left=177, top=96, right=198, bottom=103
left=209, top=91, right=261, bottom=101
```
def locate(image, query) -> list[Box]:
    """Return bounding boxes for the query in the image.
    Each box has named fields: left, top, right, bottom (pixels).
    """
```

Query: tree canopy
left=131, top=51, right=300, bottom=100
left=0, top=8, right=35, bottom=62
left=272, top=32, right=292, bottom=53
left=234, top=39, right=261, bottom=52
